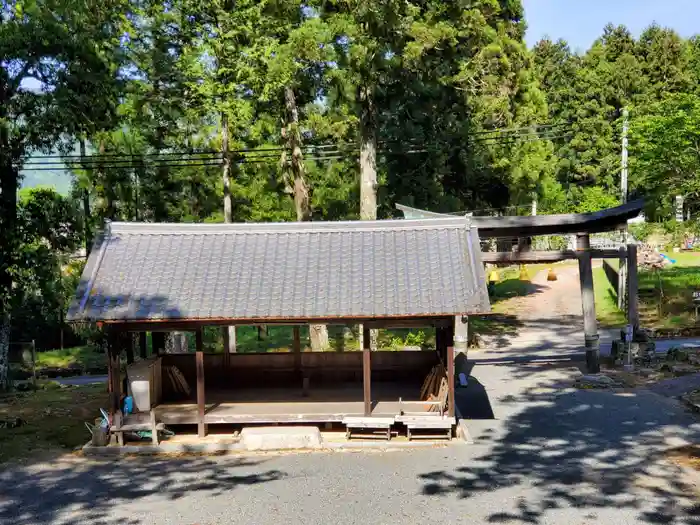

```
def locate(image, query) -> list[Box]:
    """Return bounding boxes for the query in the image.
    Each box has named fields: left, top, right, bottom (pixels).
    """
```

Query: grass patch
left=593, top=266, right=627, bottom=327
left=0, top=384, right=107, bottom=465
left=35, top=346, right=104, bottom=371
left=643, top=262, right=700, bottom=329
left=594, top=252, right=700, bottom=329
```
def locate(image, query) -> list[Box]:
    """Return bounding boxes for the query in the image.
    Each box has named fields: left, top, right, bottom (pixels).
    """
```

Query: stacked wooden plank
left=420, top=363, right=445, bottom=400
left=164, top=365, right=191, bottom=396
left=419, top=363, right=448, bottom=413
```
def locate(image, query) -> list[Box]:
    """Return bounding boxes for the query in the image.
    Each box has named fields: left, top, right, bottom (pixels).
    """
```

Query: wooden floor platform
left=150, top=384, right=453, bottom=425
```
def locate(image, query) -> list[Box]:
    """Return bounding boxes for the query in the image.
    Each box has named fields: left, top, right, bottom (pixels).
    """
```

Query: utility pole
left=619, top=108, right=629, bottom=310
left=79, top=138, right=92, bottom=256
left=621, top=108, right=629, bottom=204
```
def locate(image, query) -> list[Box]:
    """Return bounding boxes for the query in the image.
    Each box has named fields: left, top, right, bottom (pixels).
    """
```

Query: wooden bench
left=397, top=416, right=453, bottom=440
left=111, top=411, right=165, bottom=446
left=343, top=417, right=395, bottom=441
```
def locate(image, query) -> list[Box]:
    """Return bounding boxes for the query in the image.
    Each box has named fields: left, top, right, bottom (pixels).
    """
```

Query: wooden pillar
left=447, top=346, right=455, bottom=418
left=195, top=329, right=207, bottom=437
left=445, top=318, right=455, bottom=419
left=362, top=326, right=371, bottom=416
left=627, top=243, right=639, bottom=333
left=106, top=330, right=122, bottom=420
left=435, top=325, right=445, bottom=363
left=139, top=332, right=147, bottom=359
left=293, top=326, right=301, bottom=370
left=151, top=332, right=165, bottom=356
left=577, top=233, right=600, bottom=373
left=125, top=334, right=135, bottom=364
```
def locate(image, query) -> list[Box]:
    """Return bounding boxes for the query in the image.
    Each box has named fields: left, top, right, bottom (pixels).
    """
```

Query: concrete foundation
left=240, top=426, right=322, bottom=451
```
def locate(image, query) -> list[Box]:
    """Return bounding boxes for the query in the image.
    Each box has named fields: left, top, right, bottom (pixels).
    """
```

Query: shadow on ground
left=426, top=360, right=700, bottom=524
left=0, top=454, right=285, bottom=525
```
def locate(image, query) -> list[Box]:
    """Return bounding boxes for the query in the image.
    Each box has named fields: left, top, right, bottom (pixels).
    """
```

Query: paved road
left=5, top=274, right=700, bottom=525
left=4, top=349, right=700, bottom=524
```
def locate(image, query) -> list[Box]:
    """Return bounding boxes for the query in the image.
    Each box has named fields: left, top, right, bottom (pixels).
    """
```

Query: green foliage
left=629, top=222, right=657, bottom=242
left=387, top=330, right=427, bottom=351
left=11, top=189, right=83, bottom=348
left=6, top=1, right=700, bottom=371
left=630, top=93, right=700, bottom=218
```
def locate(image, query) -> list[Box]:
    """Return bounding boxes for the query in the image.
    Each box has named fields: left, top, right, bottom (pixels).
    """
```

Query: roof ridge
left=108, top=217, right=471, bottom=235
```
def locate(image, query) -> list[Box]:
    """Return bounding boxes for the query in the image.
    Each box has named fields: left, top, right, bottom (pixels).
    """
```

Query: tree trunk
left=359, top=83, right=378, bottom=350
left=221, top=112, right=237, bottom=353
left=284, top=87, right=328, bottom=351
left=284, top=87, right=311, bottom=221
left=0, top=94, right=17, bottom=391
left=359, top=84, right=378, bottom=221
left=0, top=314, right=9, bottom=391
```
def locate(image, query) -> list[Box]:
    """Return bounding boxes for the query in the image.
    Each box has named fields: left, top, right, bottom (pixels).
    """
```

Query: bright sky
left=523, top=0, right=700, bottom=52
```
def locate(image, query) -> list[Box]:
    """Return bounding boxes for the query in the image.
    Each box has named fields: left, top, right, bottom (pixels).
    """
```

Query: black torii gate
left=396, top=199, right=645, bottom=373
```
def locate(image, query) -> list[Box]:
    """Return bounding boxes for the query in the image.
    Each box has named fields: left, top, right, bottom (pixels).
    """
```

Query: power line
left=20, top=127, right=574, bottom=171
left=22, top=161, right=224, bottom=172
left=26, top=122, right=571, bottom=161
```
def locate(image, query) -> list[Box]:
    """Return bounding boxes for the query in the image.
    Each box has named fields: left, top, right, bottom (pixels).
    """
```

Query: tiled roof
left=66, top=218, right=490, bottom=323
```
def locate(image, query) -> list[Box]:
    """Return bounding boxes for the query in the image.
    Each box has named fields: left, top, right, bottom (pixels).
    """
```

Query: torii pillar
left=577, top=233, right=600, bottom=373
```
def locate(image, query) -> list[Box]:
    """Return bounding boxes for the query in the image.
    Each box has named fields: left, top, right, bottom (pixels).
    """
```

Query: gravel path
left=3, top=356, right=700, bottom=524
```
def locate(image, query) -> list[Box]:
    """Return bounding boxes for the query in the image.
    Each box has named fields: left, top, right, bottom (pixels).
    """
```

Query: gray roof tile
left=67, top=218, right=490, bottom=323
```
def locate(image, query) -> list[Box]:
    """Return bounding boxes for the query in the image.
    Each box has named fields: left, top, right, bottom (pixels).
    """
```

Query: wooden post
left=447, top=346, right=455, bottom=418
left=293, top=326, right=301, bottom=371
left=152, top=332, right=165, bottom=356
left=577, top=234, right=600, bottom=373
left=446, top=318, right=456, bottom=419
left=362, top=326, right=371, bottom=417
left=107, top=330, right=122, bottom=420
left=627, top=243, right=639, bottom=334
left=125, top=334, right=135, bottom=364
left=195, top=329, right=206, bottom=437
left=435, top=325, right=445, bottom=363
left=139, top=332, right=147, bottom=359
left=222, top=328, right=231, bottom=369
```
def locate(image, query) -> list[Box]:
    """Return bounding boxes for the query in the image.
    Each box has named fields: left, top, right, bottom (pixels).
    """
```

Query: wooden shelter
left=67, top=217, right=490, bottom=441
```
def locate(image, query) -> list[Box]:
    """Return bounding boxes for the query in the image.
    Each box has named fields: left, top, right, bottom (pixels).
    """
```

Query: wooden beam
left=100, top=315, right=460, bottom=332
left=362, top=326, right=371, bottom=417
left=195, top=330, right=206, bottom=437
left=481, top=248, right=625, bottom=263
left=627, top=243, right=639, bottom=332
left=447, top=346, right=455, bottom=419
left=396, top=198, right=644, bottom=237
left=577, top=234, right=600, bottom=373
